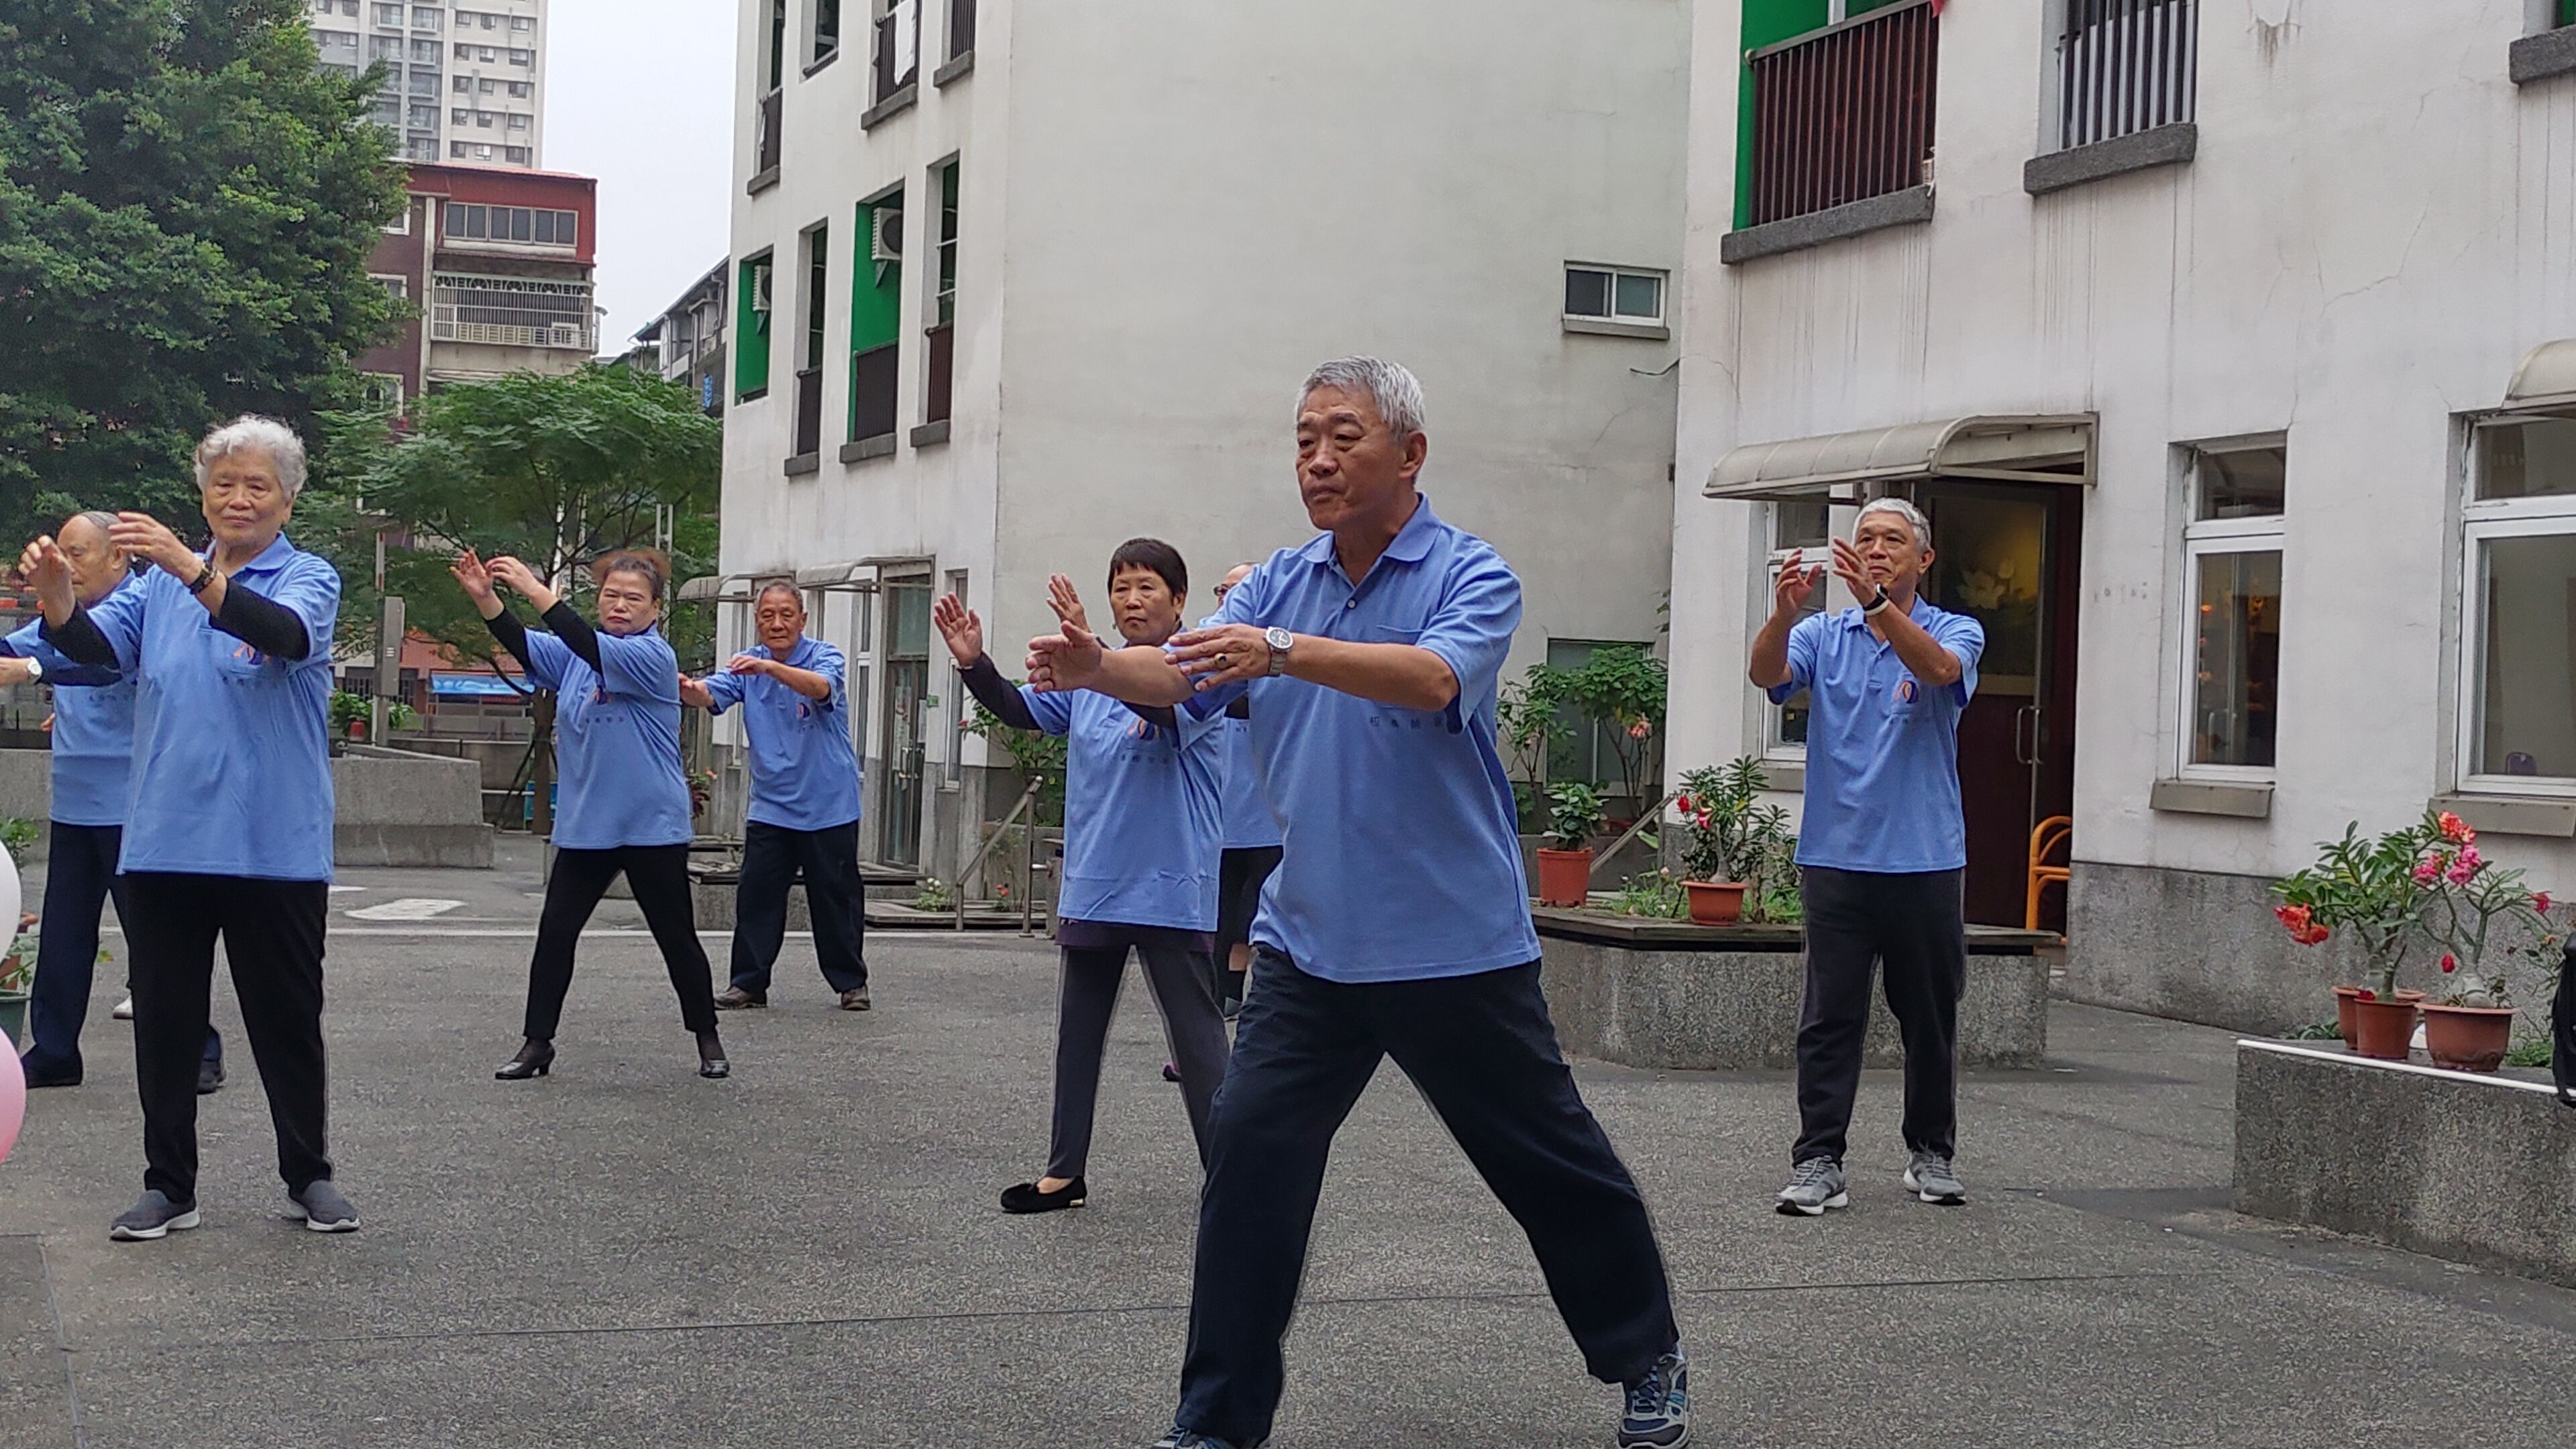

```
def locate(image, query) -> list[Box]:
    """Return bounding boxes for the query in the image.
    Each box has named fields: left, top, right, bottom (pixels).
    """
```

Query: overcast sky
left=543, top=0, right=737, bottom=348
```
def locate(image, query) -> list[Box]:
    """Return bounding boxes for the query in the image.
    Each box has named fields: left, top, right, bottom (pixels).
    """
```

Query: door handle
left=2014, top=704, right=2043, bottom=767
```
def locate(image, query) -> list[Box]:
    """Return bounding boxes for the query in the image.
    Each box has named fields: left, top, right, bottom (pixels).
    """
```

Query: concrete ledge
left=1720, top=186, right=1933, bottom=266
left=333, top=823, right=493, bottom=869
left=2023, top=122, right=2197, bottom=196
left=2428, top=791, right=2576, bottom=839
left=2511, top=28, right=2576, bottom=85
left=909, top=419, right=951, bottom=447
left=784, top=452, right=820, bottom=477
left=1536, top=911, right=2050, bottom=1069
left=2150, top=777, right=2272, bottom=818
left=802, top=51, right=840, bottom=79
left=746, top=166, right=780, bottom=197
left=839, top=435, right=896, bottom=464
left=861, top=84, right=917, bottom=129
left=1758, top=759, right=1804, bottom=794
left=2233, top=1040, right=2576, bottom=1287
left=1562, top=317, right=1670, bottom=341
left=934, top=51, right=974, bottom=87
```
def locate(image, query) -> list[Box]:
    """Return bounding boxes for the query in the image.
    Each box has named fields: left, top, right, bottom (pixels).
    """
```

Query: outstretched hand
left=678, top=676, right=715, bottom=710
left=931, top=592, right=984, bottom=668
left=1771, top=549, right=1822, bottom=619
left=1026, top=621, right=1106, bottom=694
left=1046, top=574, right=1090, bottom=633
left=1167, top=623, right=1274, bottom=692
left=451, top=548, right=497, bottom=604
left=1827, top=537, right=1877, bottom=607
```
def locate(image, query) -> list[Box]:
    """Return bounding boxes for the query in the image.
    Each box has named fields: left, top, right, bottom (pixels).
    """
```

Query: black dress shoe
left=696, top=1030, right=729, bottom=1079
left=196, top=1057, right=224, bottom=1095
left=19, top=1055, right=80, bottom=1089
left=494, top=1039, right=555, bottom=1080
left=1000, top=1177, right=1087, bottom=1214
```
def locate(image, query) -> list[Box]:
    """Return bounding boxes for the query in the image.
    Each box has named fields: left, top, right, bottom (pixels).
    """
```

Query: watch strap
left=186, top=562, right=218, bottom=595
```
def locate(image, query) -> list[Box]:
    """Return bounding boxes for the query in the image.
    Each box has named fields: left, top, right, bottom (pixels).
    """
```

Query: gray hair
left=753, top=580, right=805, bottom=609
left=1856, top=496, right=1932, bottom=553
left=66, top=510, right=121, bottom=538
left=1296, top=356, right=1428, bottom=441
left=194, top=415, right=308, bottom=500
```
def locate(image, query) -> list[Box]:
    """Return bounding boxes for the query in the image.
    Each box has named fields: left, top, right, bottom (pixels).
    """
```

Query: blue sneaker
left=1619, top=1349, right=1690, bottom=1448
left=1149, top=1430, right=1244, bottom=1449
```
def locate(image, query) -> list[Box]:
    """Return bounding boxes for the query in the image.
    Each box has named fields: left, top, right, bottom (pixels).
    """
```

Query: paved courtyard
left=5, top=846, right=2576, bottom=1446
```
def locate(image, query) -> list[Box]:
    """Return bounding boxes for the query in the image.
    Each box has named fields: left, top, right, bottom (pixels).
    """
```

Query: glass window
left=504, top=146, right=529, bottom=164
left=451, top=107, right=470, bottom=124
left=512, top=14, right=532, bottom=30
left=1564, top=264, right=1666, bottom=325
left=451, top=75, right=470, bottom=91
left=2476, top=416, right=2576, bottom=501
left=449, top=141, right=467, bottom=157
left=1613, top=272, right=1662, bottom=320
left=2198, top=445, right=2287, bottom=519
left=508, top=48, right=533, bottom=65
left=408, top=104, right=437, bottom=129
left=2464, top=419, right=2576, bottom=791
left=2179, top=441, right=2289, bottom=775
left=374, top=3, right=403, bottom=25
left=410, top=38, right=440, bottom=60
left=1564, top=267, right=1611, bottom=318
left=369, top=34, right=402, bottom=58
left=407, top=68, right=438, bottom=94
left=413, top=5, right=441, bottom=28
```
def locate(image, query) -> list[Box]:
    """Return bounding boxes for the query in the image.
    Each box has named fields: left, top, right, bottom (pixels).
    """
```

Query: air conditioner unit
left=752, top=266, right=773, bottom=314
left=871, top=207, right=904, bottom=264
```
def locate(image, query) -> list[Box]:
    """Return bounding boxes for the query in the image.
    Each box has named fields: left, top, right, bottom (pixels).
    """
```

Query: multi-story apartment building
left=357, top=162, right=598, bottom=406
left=630, top=260, right=732, bottom=417
left=309, top=0, right=548, bottom=168
left=1665, top=1, right=2576, bottom=1030
left=713, top=1, right=1690, bottom=880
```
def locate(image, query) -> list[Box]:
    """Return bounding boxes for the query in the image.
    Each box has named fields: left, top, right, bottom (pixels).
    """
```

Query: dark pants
left=1046, top=942, right=1230, bottom=1180
left=728, top=819, right=869, bottom=996
left=21, top=822, right=218, bottom=1075
left=526, top=845, right=719, bottom=1040
left=2554, top=941, right=2575, bottom=1106
left=1792, top=865, right=1966, bottom=1165
left=123, top=873, right=331, bottom=1202
left=1214, top=846, right=1281, bottom=1002
left=1175, top=950, right=1678, bottom=1446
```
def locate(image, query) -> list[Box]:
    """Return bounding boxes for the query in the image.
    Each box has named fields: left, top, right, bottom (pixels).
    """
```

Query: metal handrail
left=954, top=777, right=1041, bottom=930
left=1589, top=788, right=1684, bottom=880
left=1746, top=0, right=1932, bottom=62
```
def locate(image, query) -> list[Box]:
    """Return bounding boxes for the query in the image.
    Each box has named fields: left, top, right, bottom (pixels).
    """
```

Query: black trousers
left=123, top=873, right=332, bottom=1202
left=1793, top=865, right=1967, bottom=1164
left=1175, top=949, right=1678, bottom=1446
left=526, top=845, right=719, bottom=1040
left=1045, top=942, right=1230, bottom=1180
left=728, top=819, right=869, bottom=995
left=22, top=822, right=218, bottom=1074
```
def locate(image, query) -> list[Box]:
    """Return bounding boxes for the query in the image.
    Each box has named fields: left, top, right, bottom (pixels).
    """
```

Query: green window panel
left=737, top=255, right=773, bottom=400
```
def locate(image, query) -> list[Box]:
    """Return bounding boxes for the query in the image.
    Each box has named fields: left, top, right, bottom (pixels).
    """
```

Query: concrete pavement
left=4, top=847, right=2574, bottom=1446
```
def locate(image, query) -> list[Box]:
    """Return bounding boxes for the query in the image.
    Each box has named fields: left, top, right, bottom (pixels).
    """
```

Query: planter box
left=2233, top=1040, right=2576, bottom=1287
left=1534, top=909, right=2053, bottom=1070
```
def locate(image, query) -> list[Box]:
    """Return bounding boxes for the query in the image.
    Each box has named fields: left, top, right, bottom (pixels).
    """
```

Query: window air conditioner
left=871, top=207, right=904, bottom=264
left=753, top=266, right=773, bottom=313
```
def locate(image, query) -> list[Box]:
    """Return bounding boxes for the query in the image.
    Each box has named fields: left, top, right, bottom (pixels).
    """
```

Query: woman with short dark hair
left=453, top=547, right=729, bottom=1082
left=935, top=539, right=1230, bottom=1214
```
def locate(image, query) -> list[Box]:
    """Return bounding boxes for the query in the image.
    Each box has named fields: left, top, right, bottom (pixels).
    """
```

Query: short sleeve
left=80, top=575, right=150, bottom=672
left=808, top=642, right=849, bottom=712
left=1413, top=545, right=1522, bottom=709
left=1933, top=610, right=1985, bottom=708
left=270, top=553, right=341, bottom=666
left=700, top=669, right=747, bottom=714
left=1766, top=615, right=1824, bottom=705
left=1022, top=684, right=1074, bottom=736
left=517, top=629, right=574, bottom=693
left=595, top=630, right=680, bottom=704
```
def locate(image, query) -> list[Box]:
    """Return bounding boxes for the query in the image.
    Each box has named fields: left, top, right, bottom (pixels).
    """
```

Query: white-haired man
left=1749, top=496, right=1986, bottom=1216
left=1028, top=358, right=1689, bottom=1449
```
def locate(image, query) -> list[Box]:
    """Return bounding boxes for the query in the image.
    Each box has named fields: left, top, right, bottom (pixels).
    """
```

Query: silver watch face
left=1264, top=627, right=1293, bottom=652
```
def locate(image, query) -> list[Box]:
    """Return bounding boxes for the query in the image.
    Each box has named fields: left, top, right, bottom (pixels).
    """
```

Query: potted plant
left=1673, top=757, right=1795, bottom=926
left=2273, top=814, right=2443, bottom=1061
left=2415, top=814, right=2560, bottom=1073
left=1536, top=783, right=1604, bottom=908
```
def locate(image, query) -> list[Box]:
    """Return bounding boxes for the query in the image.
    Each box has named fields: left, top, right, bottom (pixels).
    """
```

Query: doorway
left=1915, top=480, right=2083, bottom=929
left=878, top=578, right=931, bottom=867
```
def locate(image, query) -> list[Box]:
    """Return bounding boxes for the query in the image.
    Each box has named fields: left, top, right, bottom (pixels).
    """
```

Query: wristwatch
left=22, top=657, right=41, bottom=683
left=1864, top=588, right=1892, bottom=616
left=1264, top=627, right=1294, bottom=678
left=186, top=562, right=218, bottom=596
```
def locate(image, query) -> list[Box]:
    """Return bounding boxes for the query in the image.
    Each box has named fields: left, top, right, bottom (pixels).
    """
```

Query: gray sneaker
left=1148, top=1432, right=1242, bottom=1449
left=287, top=1179, right=361, bottom=1233
left=1774, top=1156, right=1847, bottom=1216
left=109, top=1190, right=201, bottom=1241
left=1904, top=1151, right=1967, bottom=1206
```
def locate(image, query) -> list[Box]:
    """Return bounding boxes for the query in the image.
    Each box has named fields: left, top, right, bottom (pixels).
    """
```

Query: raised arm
left=1829, top=537, right=1963, bottom=688
left=1750, top=550, right=1821, bottom=690
left=727, top=653, right=833, bottom=702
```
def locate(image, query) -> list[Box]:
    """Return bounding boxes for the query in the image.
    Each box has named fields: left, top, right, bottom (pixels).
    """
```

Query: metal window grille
left=1746, top=0, right=1940, bottom=228
left=430, top=275, right=594, bottom=350
left=2057, top=0, right=2196, bottom=152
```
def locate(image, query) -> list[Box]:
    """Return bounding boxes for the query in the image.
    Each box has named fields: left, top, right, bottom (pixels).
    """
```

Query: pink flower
left=2412, top=859, right=2442, bottom=887
left=2439, top=811, right=2474, bottom=844
left=1627, top=720, right=1652, bottom=740
left=2537, top=892, right=2554, bottom=914
left=2355, top=988, right=2377, bottom=1003
left=2448, top=847, right=2482, bottom=885
left=2298, top=924, right=2330, bottom=946
left=1675, top=795, right=1694, bottom=813
left=2440, top=953, right=2458, bottom=974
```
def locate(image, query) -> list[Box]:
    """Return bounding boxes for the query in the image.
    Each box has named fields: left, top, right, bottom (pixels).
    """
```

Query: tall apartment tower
left=307, top=1, right=549, bottom=169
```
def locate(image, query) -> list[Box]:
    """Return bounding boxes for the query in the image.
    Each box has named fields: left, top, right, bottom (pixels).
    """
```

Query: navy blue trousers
left=1174, top=949, right=1678, bottom=1446
left=21, top=822, right=217, bottom=1077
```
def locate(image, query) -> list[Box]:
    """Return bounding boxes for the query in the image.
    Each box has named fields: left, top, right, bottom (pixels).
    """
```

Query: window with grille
left=443, top=205, right=580, bottom=247
left=430, top=274, right=594, bottom=350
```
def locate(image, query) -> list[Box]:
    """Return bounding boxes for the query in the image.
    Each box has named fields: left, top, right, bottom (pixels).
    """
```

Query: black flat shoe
left=1000, top=1177, right=1087, bottom=1214
left=495, top=1039, right=555, bottom=1080
left=19, top=1056, right=80, bottom=1089
left=696, top=1030, right=729, bottom=1079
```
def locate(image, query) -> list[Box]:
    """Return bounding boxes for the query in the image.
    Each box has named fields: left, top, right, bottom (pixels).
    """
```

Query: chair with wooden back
left=2027, top=814, right=2072, bottom=934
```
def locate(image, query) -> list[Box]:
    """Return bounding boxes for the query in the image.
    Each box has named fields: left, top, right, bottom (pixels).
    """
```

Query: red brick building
left=358, top=162, right=599, bottom=407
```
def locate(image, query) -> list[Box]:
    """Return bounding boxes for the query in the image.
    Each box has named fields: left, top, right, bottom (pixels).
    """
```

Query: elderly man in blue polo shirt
left=1750, top=496, right=1986, bottom=1216
left=682, top=583, right=871, bottom=1011
left=1028, top=358, right=1689, bottom=1449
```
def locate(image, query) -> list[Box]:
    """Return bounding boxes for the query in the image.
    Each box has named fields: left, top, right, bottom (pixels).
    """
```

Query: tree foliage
left=0, top=0, right=406, bottom=541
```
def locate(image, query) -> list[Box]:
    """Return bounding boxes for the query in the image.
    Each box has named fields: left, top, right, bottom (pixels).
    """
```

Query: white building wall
left=1671, top=1, right=2576, bottom=1026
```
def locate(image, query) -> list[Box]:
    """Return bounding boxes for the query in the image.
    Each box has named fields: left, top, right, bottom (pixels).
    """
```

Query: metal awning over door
left=1703, top=414, right=2097, bottom=502
left=2505, top=339, right=2576, bottom=412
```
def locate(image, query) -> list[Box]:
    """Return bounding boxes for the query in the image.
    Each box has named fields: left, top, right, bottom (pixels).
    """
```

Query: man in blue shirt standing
left=1750, top=497, right=1986, bottom=1216
left=1028, top=358, right=1689, bottom=1449
left=683, top=583, right=871, bottom=1012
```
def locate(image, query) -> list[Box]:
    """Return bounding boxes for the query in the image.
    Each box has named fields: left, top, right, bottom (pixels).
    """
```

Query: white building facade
left=1667, top=1, right=2576, bottom=1030
left=309, top=0, right=549, bottom=168
left=716, top=0, right=1692, bottom=881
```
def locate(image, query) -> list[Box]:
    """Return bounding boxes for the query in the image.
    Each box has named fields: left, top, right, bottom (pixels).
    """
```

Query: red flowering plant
left=2414, top=812, right=2561, bottom=1010
left=2270, top=814, right=2445, bottom=1000
left=1672, top=757, right=1800, bottom=923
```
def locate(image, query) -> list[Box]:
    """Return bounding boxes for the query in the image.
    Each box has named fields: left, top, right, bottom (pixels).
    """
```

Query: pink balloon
left=0, top=1046, right=21, bottom=1166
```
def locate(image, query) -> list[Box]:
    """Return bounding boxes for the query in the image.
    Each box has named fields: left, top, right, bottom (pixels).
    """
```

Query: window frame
left=2174, top=440, right=2288, bottom=784
left=1760, top=498, right=1839, bottom=762
left=1562, top=262, right=1668, bottom=327
left=2456, top=415, right=2576, bottom=797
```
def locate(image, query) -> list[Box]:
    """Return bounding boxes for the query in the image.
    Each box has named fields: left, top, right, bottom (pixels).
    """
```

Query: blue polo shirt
left=3, top=579, right=140, bottom=828
left=519, top=624, right=692, bottom=850
left=70, top=536, right=339, bottom=881
left=1767, top=599, right=1985, bottom=873
left=1193, top=495, right=1538, bottom=983
left=1022, top=646, right=1226, bottom=930
left=1218, top=715, right=1283, bottom=851
left=702, top=635, right=863, bottom=833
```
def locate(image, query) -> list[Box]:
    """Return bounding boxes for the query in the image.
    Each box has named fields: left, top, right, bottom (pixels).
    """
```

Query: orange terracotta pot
left=2419, top=1003, right=2516, bottom=1073
left=2347, top=996, right=2419, bottom=1061
left=1684, top=880, right=1748, bottom=926
left=2331, top=985, right=2362, bottom=1047
left=1534, top=848, right=1593, bottom=908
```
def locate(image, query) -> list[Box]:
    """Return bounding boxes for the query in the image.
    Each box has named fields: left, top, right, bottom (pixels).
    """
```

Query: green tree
left=0, top=0, right=405, bottom=541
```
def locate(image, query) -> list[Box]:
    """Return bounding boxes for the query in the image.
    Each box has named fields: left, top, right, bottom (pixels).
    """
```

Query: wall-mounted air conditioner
left=871, top=207, right=903, bottom=263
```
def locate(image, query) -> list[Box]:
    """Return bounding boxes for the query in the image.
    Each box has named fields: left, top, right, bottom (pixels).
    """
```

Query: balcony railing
left=923, top=323, right=954, bottom=425
left=793, top=366, right=824, bottom=458
left=755, top=88, right=783, bottom=175
left=2057, top=0, right=2196, bottom=152
left=852, top=343, right=898, bottom=443
left=1746, top=0, right=1939, bottom=228
left=875, top=2, right=920, bottom=101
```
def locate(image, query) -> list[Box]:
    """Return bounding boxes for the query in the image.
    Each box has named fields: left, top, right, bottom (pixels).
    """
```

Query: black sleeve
left=211, top=585, right=313, bottom=661
left=39, top=608, right=119, bottom=669
left=960, top=654, right=1040, bottom=731
left=482, top=608, right=540, bottom=678
left=542, top=600, right=603, bottom=674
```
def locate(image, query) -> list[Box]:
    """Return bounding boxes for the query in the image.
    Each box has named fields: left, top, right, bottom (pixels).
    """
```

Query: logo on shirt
left=1894, top=679, right=1919, bottom=704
